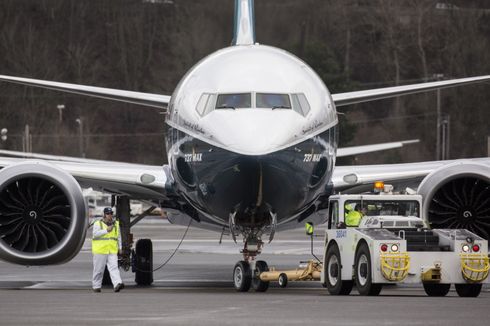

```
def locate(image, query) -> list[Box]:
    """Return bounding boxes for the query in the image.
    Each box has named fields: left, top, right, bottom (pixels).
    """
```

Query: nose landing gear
left=232, top=232, right=272, bottom=292
left=233, top=259, right=270, bottom=292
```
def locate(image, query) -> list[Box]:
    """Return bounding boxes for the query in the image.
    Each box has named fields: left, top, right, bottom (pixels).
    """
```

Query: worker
left=345, top=203, right=363, bottom=227
left=361, top=206, right=368, bottom=216
left=92, top=207, right=124, bottom=293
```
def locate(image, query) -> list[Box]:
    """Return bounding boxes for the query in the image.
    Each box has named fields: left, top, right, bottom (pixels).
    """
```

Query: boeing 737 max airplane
left=0, top=0, right=489, bottom=292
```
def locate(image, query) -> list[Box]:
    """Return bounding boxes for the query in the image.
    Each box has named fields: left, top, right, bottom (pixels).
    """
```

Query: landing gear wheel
left=251, top=260, right=270, bottom=292
left=233, top=261, right=252, bottom=292
left=326, top=243, right=353, bottom=295
left=354, top=243, right=382, bottom=296
left=278, top=273, right=288, bottom=288
left=134, top=239, right=153, bottom=286
left=102, top=267, right=112, bottom=287
left=455, top=283, right=482, bottom=297
left=423, top=283, right=450, bottom=297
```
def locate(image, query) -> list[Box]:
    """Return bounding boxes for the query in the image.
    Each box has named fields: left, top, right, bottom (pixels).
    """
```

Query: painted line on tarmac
left=83, top=239, right=319, bottom=243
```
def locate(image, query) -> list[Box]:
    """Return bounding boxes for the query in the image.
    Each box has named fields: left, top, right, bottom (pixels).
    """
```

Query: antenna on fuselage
left=232, top=0, right=255, bottom=45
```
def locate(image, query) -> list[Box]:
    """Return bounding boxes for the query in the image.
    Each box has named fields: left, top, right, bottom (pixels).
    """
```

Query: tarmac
left=0, top=219, right=489, bottom=325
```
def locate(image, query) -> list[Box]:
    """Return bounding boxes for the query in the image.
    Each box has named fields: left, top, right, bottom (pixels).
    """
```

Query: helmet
left=103, top=207, right=114, bottom=215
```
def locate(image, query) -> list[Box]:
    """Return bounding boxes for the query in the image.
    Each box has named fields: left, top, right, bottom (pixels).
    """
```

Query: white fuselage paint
left=166, top=44, right=338, bottom=156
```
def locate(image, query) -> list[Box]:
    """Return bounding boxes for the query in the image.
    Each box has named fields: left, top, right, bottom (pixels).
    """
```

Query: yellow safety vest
left=345, top=211, right=362, bottom=227
left=92, top=220, right=119, bottom=254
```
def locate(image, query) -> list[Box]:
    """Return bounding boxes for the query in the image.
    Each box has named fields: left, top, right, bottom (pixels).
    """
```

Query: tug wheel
left=233, top=261, right=252, bottom=292
left=423, top=283, right=450, bottom=297
left=354, top=242, right=382, bottom=296
left=455, top=283, right=482, bottom=297
left=326, top=243, right=352, bottom=295
left=252, top=260, right=270, bottom=292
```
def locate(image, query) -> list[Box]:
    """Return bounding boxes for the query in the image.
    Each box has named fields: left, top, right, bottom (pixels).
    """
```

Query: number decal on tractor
left=336, top=230, right=347, bottom=238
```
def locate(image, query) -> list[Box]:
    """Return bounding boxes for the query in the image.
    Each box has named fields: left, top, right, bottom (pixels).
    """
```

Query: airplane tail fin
left=232, top=0, right=255, bottom=45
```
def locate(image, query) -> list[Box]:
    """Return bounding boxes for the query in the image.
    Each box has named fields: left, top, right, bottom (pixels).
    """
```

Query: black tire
left=325, top=243, right=353, bottom=295
left=135, top=239, right=153, bottom=286
left=354, top=242, right=382, bottom=296
left=233, top=261, right=252, bottom=292
left=102, top=266, right=112, bottom=287
left=455, top=283, right=482, bottom=297
left=423, top=283, right=450, bottom=297
left=278, top=273, right=288, bottom=288
left=251, top=260, right=270, bottom=292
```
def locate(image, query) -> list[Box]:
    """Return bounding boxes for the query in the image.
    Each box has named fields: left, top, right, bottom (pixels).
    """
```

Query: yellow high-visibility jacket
left=92, top=220, right=120, bottom=254
left=345, top=210, right=362, bottom=227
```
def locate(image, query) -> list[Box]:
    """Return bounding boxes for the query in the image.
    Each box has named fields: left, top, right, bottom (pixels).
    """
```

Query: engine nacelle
left=418, top=161, right=490, bottom=239
left=0, top=161, right=87, bottom=265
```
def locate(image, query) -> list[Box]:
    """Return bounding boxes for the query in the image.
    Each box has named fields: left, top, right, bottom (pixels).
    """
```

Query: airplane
left=0, top=0, right=489, bottom=292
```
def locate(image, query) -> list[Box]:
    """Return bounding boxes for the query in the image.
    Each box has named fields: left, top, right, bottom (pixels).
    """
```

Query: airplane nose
left=208, top=110, right=303, bottom=155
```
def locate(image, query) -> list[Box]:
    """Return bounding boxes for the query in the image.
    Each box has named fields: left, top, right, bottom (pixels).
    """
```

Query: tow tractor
left=256, top=183, right=489, bottom=297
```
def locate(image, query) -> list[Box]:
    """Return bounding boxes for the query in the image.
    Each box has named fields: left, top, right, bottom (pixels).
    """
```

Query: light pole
left=22, top=124, right=32, bottom=152
left=441, top=115, right=450, bottom=160
left=433, top=73, right=444, bottom=160
left=76, top=118, right=85, bottom=158
left=57, top=104, right=65, bottom=123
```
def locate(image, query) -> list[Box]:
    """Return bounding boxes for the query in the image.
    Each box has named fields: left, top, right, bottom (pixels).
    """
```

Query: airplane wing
left=0, top=149, right=140, bottom=165
left=332, top=158, right=490, bottom=191
left=332, top=75, right=490, bottom=107
left=337, top=139, right=419, bottom=157
left=0, top=75, right=171, bottom=109
left=0, top=156, right=173, bottom=202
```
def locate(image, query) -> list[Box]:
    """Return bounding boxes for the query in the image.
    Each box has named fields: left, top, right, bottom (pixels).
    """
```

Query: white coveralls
left=92, top=220, right=123, bottom=289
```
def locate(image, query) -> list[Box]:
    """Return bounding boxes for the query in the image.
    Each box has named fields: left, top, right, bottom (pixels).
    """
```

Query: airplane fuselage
left=165, top=45, right=338, bottom=231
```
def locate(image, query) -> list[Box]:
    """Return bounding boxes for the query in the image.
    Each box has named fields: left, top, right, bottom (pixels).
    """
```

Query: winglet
left=232, top=0, right=255, bottom=45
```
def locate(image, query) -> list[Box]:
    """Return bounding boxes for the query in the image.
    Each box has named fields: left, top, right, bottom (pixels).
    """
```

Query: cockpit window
left=196, top=93, right=217, bottom=117
left=216, top=93, right=251, bottom=109
left=256, top=93, right=291, bottom=109
left=198, top=92, right=310, bottom=115
left=291, top=93, right=311, bottom=116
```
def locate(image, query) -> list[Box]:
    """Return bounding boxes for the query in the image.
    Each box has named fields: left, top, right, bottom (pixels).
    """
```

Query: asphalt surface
left=0, top=220, right=489, bottom=325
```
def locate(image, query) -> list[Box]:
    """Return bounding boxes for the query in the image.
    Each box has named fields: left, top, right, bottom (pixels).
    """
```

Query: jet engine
left=0, top=161, right=87, bottom=265
left=418, top=162, right=490, bottom=239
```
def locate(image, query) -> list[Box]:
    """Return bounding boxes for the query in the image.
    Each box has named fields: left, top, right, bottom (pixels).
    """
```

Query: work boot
left=114, top=283, right=123, bottom=292
left=93, top=288, right=101, bottom=293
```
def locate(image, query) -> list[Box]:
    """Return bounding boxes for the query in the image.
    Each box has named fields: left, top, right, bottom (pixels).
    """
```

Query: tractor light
left=374, top=181, right=384, bottom=193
